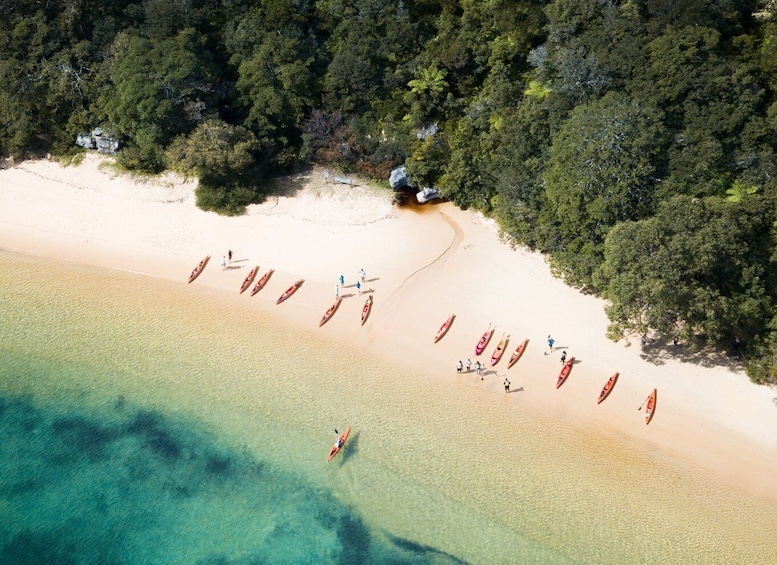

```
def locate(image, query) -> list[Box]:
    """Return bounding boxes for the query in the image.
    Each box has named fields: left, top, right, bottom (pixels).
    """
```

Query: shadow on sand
left=637, top=336, right=744, bottom=371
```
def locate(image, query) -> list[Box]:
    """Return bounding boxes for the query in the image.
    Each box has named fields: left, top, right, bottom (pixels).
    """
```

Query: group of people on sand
left=221, top=249, right=234, bottom=270
left=456, top=358, right=485, bottom=378
left=336, top=268, right=367, bottom=298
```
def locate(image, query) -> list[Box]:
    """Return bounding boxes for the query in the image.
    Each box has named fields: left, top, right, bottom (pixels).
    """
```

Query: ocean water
left=2, top=251, right=776, bottom=564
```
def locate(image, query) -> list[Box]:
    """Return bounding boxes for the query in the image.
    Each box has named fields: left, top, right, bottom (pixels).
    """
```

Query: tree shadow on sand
left=636, top=335, right=744, bottom=371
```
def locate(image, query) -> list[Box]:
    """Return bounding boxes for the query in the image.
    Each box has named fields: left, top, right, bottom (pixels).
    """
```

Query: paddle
left=638, top=395, right=650, bottom=411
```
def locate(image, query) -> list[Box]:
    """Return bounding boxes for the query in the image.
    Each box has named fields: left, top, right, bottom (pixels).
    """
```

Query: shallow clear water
left=1, top=251, right=776, bottom=564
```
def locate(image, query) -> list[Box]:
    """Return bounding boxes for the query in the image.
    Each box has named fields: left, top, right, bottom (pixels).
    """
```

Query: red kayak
left=250, top=269, right=273, bottom=296
left=187, top=255, right=209, bottom=283
left=239, top=265, right=259, bottom=294
left=556, top=357, right=575, bottom=388
left=644, top=389, right=657, bottom=424
left=361, top=295, right=373, bottom=326
left=327, top=427, right=351, bottom=462
left=475, top=325, right=494, bottom=356
left=597, top=372, right=619, bottom=404
left=490, top=334, right=509, bottom=366
left=506, top=338, right=528, bottom=369
left=276, top=279, right=304, bottom=305
left=319, top=298, right=342, bottom=327
left=434, top=314, right=455, bottom=343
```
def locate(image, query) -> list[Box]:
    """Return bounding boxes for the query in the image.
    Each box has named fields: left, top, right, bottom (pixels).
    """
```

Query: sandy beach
left=2, top=153, right=777, bottom=508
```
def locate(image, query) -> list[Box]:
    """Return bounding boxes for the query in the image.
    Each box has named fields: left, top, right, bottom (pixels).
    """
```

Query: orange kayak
left=490, top=334, right=509, bottom=366
left=597, top=372, right=619, bottom=404
left=250, top=269, right=273, bottom=296
left=187, top=255, right=209, bottom=283
left=644, top=389, right=657, bottom=424
left=276, top=279, right=304, bottom=305
left=239, top=265, right=259, bottom=293
left=556, top=357, right=575, bottom=388
left=506, top=338, right=528, bottom=369
left=327, top=427, right=351, bottom=462
left=434, top=314, right=455, bottom=343
left=475, top=325, right=494, bottom=356
left=319, top=298, right=342, bottom=327
left=361, top=295, right=373, bottom=326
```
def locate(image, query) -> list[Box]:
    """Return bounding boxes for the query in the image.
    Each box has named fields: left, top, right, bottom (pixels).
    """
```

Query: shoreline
left=2, top=154, right=777, bottom=507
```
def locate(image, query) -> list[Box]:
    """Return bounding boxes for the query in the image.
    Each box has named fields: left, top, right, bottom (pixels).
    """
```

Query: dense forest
left=2, top=0, right=777, bottom=384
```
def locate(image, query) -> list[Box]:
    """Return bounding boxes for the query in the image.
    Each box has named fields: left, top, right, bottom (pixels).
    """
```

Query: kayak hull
left=645, top=389, right=657, bottom=424
left=327, top=427, right=351, bottom=462
left=475, top=327, right=494, bottom=356
left=319, top=298, right=342, bottom=327
left=434, top=315, right=455, bottom=343
left=251, top=269, right=273, bottom=296
left=597, top=372, right=619, bottom=404
left=490, top=335, right=509, bottom=366
left=277, top=280, right=304, bottom=305
left=556, top=357, right=575, bottom=388
left=240, top=266, right=259, bottom=294
left=188, top=255, right=210, bottom=283
left=361, top=296, right=373, bottom=326
left=507, top=338, right=528, bottom=369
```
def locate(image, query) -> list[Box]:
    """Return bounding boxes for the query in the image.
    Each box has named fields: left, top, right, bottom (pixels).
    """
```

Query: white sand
left=2, top=154, right=776, bottom=502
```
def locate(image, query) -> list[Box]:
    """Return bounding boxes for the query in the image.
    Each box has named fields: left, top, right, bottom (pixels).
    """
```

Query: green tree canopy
left=97, top=28, right=217, bottom=170
left=596, top=195, right=775, bottom=345
left=542, top=91, right=665, bottom=286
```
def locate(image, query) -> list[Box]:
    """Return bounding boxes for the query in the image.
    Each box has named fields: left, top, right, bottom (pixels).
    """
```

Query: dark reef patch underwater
left=0, top=394, right=464, bottom=564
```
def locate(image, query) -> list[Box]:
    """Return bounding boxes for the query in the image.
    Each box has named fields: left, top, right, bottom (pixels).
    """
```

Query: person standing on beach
left=359, top=268, right=365, bottom=282
left=504, top=378, right=510, bottom=393
left=221, top=255, right=227, bottom=270
left=228, top=249, right=232, bottom=263
left=466, top=358, right=472, bottom=372
left=356, top=280, right=361, bottom=295
left=560, top=350, right=567, bottom=364
left=546, top=335, right=555, bottom=355
left=339, top=274, right=345, bottom=287
left=457, top=360, right=463, bottom=373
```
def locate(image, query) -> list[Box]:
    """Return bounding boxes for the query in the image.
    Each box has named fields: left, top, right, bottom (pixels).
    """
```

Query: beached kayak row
left=189, top=257, right=658, bottom=425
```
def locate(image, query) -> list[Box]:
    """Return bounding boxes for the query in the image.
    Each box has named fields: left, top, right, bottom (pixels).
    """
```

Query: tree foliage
left=597, top=195, right=775, bottom=348
left=542, top=92, right=664, bottom=286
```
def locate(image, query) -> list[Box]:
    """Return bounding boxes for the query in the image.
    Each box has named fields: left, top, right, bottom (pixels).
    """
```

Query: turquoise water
left=0, top=254, right=467, bottom=564
left=3, top=251, right=777, bottom=564
left=0, top=393, right=462, bottom=564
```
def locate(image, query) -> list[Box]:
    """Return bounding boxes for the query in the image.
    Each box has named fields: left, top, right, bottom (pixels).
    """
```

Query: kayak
left=361, top=295, right=373, bottom=326
left=327, top=427, right=351, bottom=462
left=490, top=334, right=509, bottom=366
left=434, top=314, right=455, bottom=343
left=556, top=357, right=575, bottom=388
left=506, top=338, right=529, bottom=369
left=644, top=389, right=657, bottom=424
left=187, top=255, right=209, bottom=283
left=239, top=265, right=259, bottom=294
left=597, top=372, right=619, bottom=404
left=474, top=325, right=494, bottom=356
left=276, top=279, right=304, bottom=305
left=250, top=269, right=273, bottom=296
left=319, top=297, right=342, bottom=327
